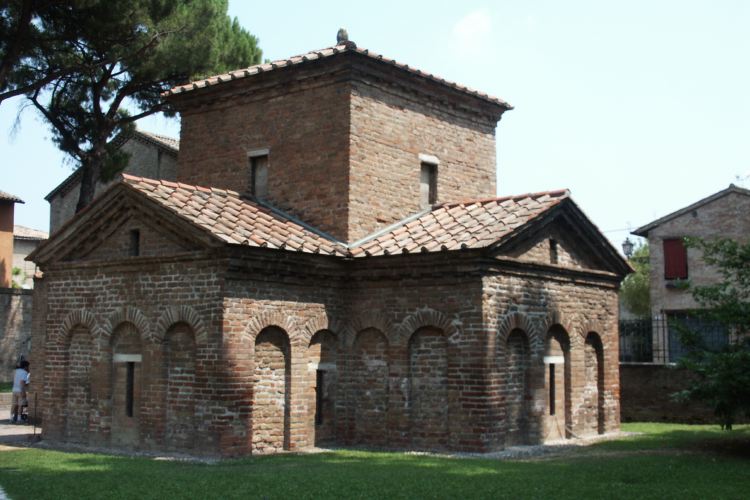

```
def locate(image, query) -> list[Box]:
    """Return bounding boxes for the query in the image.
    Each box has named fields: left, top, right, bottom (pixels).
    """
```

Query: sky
left=1, top=0, right=748, bottom=253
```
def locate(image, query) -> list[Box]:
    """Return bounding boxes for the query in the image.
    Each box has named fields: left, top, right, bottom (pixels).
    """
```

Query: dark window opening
left=249, top=154, right=269, bottom=198
left=420, top=162, right=437, bottom=209
left=549, top=364, right=556, bottom=416
left=129, top=229, right=140, bottom=257
left=549, top=239, right=559, bottom=264
left=663, top=238, right=688, bottom=280
left=315, top=370, right=325, bottom=426
left=126, top=362, right=135, bottom=417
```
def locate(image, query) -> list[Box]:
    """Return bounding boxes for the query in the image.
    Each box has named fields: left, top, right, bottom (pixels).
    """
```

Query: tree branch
left=29, top=88, right=83, bottom=159
left=0, top=0, right=35, bottom=90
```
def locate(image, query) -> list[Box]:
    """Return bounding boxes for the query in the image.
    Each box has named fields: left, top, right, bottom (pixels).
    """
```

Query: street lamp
left=622, top=237, right=634, bottom=258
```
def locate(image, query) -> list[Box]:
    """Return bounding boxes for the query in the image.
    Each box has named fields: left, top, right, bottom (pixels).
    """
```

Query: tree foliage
left=11, top=0, right=261, bottom=211
left=1, top=1, right=105, bottom=106
left=673, top=237, right=750, bottom=430
left=620, top=243, right=650, bottom=318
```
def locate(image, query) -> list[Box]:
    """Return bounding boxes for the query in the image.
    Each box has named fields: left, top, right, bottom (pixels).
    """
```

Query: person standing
left=11, top=360, right=30, bottom=424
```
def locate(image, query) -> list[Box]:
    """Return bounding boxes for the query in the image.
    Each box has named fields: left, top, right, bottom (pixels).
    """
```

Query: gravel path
left=0, top=415, right=637, bottom=463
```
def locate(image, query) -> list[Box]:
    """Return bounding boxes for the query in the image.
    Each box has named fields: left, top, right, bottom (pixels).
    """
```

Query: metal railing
left=619, top=313, right=729, bottom=364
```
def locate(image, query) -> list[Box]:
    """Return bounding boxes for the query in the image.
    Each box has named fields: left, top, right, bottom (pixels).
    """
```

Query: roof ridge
left=438, top=189, right=570, bottom=209
left=134, top=130, right=179, bottom=152
left=122, top=174, right=242, bottom=198
left=633, top=183, right=750, bottom=236
left=162, top=43, right=512, bottom=109
left=0, top=190, right=24, bottom=203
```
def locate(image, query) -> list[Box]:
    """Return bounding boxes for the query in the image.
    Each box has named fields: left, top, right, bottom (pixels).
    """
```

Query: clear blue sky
left=2, top=0, right=748, bottom=252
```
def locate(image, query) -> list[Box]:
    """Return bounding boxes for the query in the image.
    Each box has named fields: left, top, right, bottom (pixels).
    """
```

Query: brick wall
left=39, top=254, right=225, bottom=452
left=35, top=219, right=621, bottom=457
left=0, top=288, right=32, bottom=382
left=173, top=56, right=502, bottom=243
left=483, top=272, right=620, bottom=447
left=0, top=202, right=14, bottom=288
left=175, top=67, right=352, bottom=241
left=347, top=81, right=497, bottom=240
left=620, top=364, right=719, bottom=423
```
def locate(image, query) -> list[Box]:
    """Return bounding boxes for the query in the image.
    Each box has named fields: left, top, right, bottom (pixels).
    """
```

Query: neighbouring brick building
left=46, top=129, right=178, bottom=234
left=632, top=184, right=750, bottom=362
left=620, top=185, right=750, bottom=423
left=13, top=225, right=48, bottom=289
left=1, top=190, right=33, bottom=382
left=29, top=40, right=629, bottom=456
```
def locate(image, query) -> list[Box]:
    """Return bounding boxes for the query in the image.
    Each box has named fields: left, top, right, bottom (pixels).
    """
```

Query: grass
left=0, top=382, right=11, bottom=393
left=0, top=423, right=748, bottom=499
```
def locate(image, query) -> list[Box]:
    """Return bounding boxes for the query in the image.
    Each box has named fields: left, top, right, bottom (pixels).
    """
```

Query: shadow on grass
left=0, top=425, right=748, bottom=499
left=592, top=423, right=750, bottom=457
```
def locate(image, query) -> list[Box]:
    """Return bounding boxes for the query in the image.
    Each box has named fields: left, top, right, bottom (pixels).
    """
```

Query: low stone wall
left=620, top=363, right=717, bottom=423
left=0, top=288, right=32, bottom=383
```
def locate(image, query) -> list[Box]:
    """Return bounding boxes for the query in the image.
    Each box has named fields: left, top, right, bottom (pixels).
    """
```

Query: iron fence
left=619, top=313, right=729, bottom=364
left=619, top=319, right=652, bottom=362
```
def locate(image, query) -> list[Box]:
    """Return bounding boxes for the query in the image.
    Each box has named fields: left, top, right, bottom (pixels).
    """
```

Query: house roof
left=45, top=129, right=179, bottom=202
left=632, top=184, right=750, bottom=237
left=14, top=225, right=48, bottom=241
left=349, top=190, right=570, bottom=257
left=0, top=190, right=24, bottom=203
left=122, top=175, right=348, bottom=256
left=123, top=175, right=571, bottom=258
left=112, top=129, right=179, bottom=153
left=33, top=174, right=628, bottom=278
left=163, top=43, right=512, bottom=110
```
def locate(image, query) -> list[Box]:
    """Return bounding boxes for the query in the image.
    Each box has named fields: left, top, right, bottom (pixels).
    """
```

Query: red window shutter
left=663, top=238, right=688, bottom=279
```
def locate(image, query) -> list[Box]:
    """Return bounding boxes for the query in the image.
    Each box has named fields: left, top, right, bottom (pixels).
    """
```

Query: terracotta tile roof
left=349, top=190, right=570, bottom=257
left=164, top=44, right=512, bottom=109
left=14, top=225, right=48, bottom=241
left=121, top=175, right=347, bottom=256
left=0, top=190, right=23, bottom=203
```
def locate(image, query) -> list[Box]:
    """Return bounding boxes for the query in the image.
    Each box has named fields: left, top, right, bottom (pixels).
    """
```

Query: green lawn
left=0, top=382, right=11, bottom=393
left=0, top=423, right=747, bottom=499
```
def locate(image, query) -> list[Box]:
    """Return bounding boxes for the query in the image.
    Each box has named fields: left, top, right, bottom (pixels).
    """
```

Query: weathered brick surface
left=252, top=327, right=290, bottom=453
left=347, top=82, right=496, bottom=239
left=38, top=250, right=225, bottom=452
left=619, top=364, right=737, bottom=423
left=173, top=56, right=501, bottom=243
left=33, top=46, right=624, bottom=457
left=0, top=289, right=32, bottom=382
left=175, top=68, right=352, bottom=241
left=483, top=271, right=620, bottom=448
left=165, top=323, right=197, bottom=450
left=35, top=223, right=621, bottom=456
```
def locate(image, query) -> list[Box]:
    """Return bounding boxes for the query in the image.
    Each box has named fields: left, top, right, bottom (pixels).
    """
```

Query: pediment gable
left=490, top=200, right=630, bottom=277
left=30, top=185, right=217, bottom=266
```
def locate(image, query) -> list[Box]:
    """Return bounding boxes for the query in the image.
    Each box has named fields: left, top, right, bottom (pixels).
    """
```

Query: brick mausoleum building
left=29, top=39, right=630, bottom=456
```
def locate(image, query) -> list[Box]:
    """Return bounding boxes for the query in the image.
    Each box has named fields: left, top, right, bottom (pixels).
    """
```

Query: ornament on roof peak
left=336, top=28, right=356, bottom=49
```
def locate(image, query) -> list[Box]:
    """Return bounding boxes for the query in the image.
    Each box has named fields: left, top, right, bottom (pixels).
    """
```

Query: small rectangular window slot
left=126, top=362, right=135, bottom=418
left=315, top=370, right=325, bottom=426
left=129, top=229, right=140, bottom=257
left=249, top=154, right=269, bottom=198
left=549, top=239, right=558, bottom=264
left=549, top=363, right=556, bottom=416
left=420, top=162, right=437, bottom=209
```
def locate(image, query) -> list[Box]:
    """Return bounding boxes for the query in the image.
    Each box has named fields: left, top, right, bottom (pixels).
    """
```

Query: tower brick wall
left=172, top=52, right=504, bottom=242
